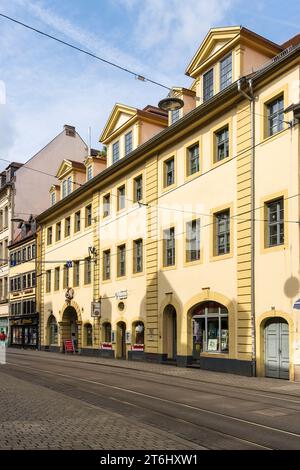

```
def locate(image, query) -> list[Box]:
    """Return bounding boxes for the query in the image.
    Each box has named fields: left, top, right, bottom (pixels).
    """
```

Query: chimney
left=64, top=124, right=76, bottom=137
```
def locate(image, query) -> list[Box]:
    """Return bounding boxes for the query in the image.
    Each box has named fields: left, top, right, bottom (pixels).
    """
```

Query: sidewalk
left=7, top=347, right=300, bottom=397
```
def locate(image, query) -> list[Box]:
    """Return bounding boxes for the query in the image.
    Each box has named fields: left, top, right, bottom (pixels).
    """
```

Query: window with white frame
left=186, top=219, right=200, bottom=262
left=163, top=227, right=175, bottom=267
left=267, top=95, right=284, bottom=137
left=203, top=68, right=214, bottom=101
left=164, top=157, right=175, bottom=187
left=220, top=54, right=232, bottom=90
left=133, top=239, right=143, bottom=273
left=266, top=198, right=284, bottom=247
left=215, top=126, right=229, bottom=162
left=125, top=131, right=133, bottom=155
left=187, top=144, right=199, bottom=176
left=103, top=249, right=111, bottom=280
left=112, top=141, right=120, bottom=163
left=215, top=209, right=230, bottom=255
left=87, top=165, right=93, bottom=181
left=117, top=244, right=126, bottom=277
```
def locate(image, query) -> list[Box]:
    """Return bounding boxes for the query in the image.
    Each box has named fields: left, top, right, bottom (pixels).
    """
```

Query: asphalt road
left=2, top=349, right=300, bottom=450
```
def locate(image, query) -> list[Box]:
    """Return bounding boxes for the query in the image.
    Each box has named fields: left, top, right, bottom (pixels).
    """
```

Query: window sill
left=210, top=252, right=233, bottom=262
left=212, top=155, right=232, bottom=169
left=261, top=243, right=287, bottom=254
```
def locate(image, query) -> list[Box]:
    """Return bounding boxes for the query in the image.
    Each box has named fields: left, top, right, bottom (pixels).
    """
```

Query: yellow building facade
left=37, top=26, right=300, bottom=379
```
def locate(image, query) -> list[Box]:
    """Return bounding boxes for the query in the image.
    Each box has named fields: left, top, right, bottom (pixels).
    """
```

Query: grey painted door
left=265, top=319, right=289, bottom=379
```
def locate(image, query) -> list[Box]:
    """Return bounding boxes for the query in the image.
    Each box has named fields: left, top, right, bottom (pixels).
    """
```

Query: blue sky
left=0, top=0, right=300, bottom=166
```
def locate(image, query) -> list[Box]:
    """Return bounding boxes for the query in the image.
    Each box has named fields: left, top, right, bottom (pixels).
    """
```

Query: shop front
left=10, top=314, right=39, bottom=349
left=0, top=317, right=8, bottom=343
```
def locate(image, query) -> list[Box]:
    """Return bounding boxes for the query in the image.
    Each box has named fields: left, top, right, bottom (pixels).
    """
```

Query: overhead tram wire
left=2, top=118, right=299, bottom=233
left=0, top=13, right=171, bottom=92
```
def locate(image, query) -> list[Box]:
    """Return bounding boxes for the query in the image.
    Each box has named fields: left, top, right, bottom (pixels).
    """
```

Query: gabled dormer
left=55, top=159, right=86, bottom=199
left=186, top=26, right=282, bottom=105
left=84, top=150, right=106, bottom=182
left=100, top=103, right=168, bottom=166
left=49, top=185, right=60, bottom=207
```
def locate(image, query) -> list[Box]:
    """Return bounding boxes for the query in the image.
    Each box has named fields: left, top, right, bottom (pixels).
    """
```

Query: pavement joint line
left=7, top=360, right=300, bottom=440
left=7, top=352, right=300, bottom=406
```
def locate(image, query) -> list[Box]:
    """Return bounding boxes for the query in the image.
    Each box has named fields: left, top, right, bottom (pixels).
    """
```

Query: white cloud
left=0, top=0, right=237, bottom=165
left=117, top=0, right=238, bottom=67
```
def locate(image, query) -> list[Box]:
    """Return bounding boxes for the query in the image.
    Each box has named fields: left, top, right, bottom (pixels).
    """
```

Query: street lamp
left=158, top=90, right=184, bottom=113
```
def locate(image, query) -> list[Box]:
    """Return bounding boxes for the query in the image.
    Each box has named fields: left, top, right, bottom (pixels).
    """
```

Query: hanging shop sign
left=91, top=301, right=101, bottom=318
left=115, top=290, right=128, bottom=300
left=293, top=299, right=300, bottom=310
left=65, top=287, right=74, bottom=301
left=111, top=331, right=116, bottom=343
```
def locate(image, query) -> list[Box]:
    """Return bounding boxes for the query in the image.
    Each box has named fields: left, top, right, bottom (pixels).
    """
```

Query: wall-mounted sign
left=132, top=344, right=144, bottom=351
left=91, top=301, right=101, bottom=317
left=293, top=299, right=300, bottom=310
left=115, top=290, right=128, bottom=300
left=66, top=260, right=73, bottom=268
left=101, top=342, right=112, bottom=350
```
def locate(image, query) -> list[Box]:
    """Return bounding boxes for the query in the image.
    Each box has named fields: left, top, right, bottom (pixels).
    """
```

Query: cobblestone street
left=0, top=365, right=199, bottom=450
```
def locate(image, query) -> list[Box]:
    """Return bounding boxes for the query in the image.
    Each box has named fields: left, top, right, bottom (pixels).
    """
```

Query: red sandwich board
left=64, top=339, right=74, bottom=353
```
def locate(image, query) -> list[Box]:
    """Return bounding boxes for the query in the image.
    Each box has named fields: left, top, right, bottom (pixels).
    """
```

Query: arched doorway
left=163, top=305, right=177, bottom=360
left=62, top=306, right=78, bottom=351
left=102, top=322, right=112, bottom=343
left=190, top=301, right=229, bottom=359
left=116, top=321, right=126, bottom=359
left=264, top=318, right=289, bottom=379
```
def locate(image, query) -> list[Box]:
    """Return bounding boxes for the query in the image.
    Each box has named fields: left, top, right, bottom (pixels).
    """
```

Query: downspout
left=237, top=78, right=256, bottom=377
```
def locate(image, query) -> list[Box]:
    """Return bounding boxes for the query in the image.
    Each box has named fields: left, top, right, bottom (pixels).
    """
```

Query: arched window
left=192, top=302, right=228, bottom=354
left=48, top=315, right=58, bottom=345
left=133, top=321, right=144, bottom=345
left=102, top=322, right=111, bottom=343
left=85, top=323, right=93, bottom=347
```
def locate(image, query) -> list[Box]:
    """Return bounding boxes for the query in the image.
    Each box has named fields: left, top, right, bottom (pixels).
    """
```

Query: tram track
left=8, top=350, right=300, bottom=411
left=4, top=359, right=300, bottom=449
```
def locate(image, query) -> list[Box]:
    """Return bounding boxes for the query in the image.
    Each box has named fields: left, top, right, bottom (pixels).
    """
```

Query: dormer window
left=87, top=165, right=93, bottom=181
left=220, top=54, right=232, bottom=91
left=51, top=192, right=56, bottom=206
left=112, top=141, right=120, bottom=163
left=125, top=131, right=133, bottom=156
left=203, top=69, right=214, bottom=102
left=62, top=180, right=67, bottom=198
left=170, top=109, right=180, bottom=124
left=67, top=176, right=72, bottom=195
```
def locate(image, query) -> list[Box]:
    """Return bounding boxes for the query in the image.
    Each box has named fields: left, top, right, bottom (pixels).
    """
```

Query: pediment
left=186, top=26, right=241, bottom=78
left=100, top=103, right=137, bottom=142
left=56, top=160, right=73, bottom=179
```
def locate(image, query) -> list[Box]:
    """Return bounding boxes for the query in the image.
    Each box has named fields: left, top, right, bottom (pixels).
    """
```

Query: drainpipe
left=237, top=78, right=256, bottom=377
